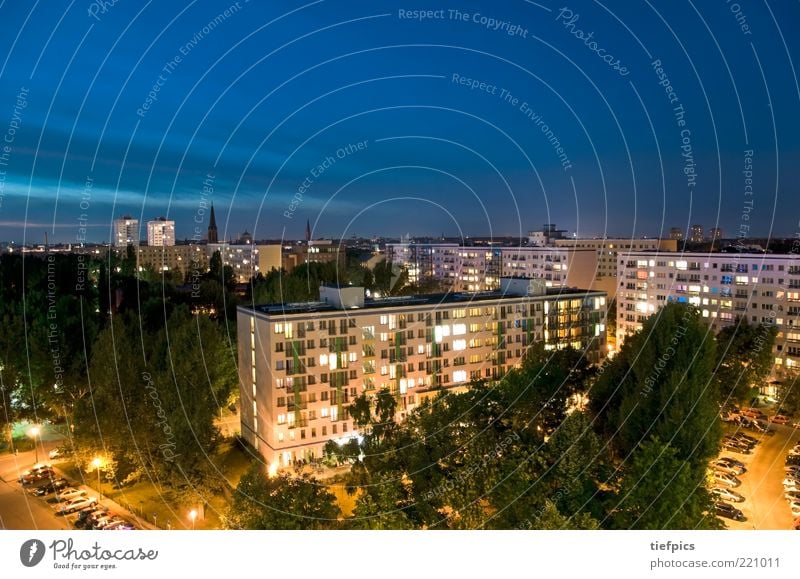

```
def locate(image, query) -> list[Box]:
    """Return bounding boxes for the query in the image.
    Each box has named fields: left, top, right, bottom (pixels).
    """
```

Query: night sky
left=0, top=0, right=797, bottom=244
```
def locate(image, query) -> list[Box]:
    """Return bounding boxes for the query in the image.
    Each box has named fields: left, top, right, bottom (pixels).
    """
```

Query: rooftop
left=240, top=286, right=604, bottom=316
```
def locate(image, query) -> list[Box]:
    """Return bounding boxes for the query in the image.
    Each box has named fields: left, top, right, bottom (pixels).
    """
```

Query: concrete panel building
left=616, top=250, right=800, bottom=378
left=238, top=281, right=607, bottom=469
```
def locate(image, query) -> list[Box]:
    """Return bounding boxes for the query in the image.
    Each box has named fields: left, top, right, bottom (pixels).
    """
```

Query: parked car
left=75, top=507, right=104, bottom=528
left=712, top=487, right=745, bottom=503
left=790, top=501, right=800, bottom=518
left=56, top=488, right=87, bottom=501
left=783, top=478, right=800, bottom=490
left=715, top=472, right=742, bottom=487
left=58, top=496, right=97, bottom=514
left=92, top=515, right=120, bottom=530
left=713, top=461, right=746, bottom=476
left=792, top=422, right=800, bottom=429
left=715, top=501, right=746, bottom=521
left=741, top=408, right=764, bottom=419
left=787, top=455, right=800, bottom=467
left=769, top=414, right=790, bottom=425
left=794, top=516, right=800, bottom=530
left=785, top=489, right=800, bottom=501
left=31, top=479, right=68, bottom=496
left=105, top=521, right=136, bottom=530
left=722, top=441, right=751, bottom=454
left=731, top=432, right=758, bottom=445
left=18, top=467, right=55, bottom=485
left=718, top=457, right=746, bottom=470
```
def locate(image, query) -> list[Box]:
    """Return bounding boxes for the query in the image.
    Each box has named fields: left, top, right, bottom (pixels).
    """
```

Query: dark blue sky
left=0, top=0, right=797, bottom=243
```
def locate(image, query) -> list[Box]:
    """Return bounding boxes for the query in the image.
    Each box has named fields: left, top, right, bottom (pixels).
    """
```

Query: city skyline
left=0, top=1, right=798, bottom=243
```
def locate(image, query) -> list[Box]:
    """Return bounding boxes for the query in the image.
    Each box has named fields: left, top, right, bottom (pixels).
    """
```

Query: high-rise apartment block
left=146, top=218, right=175, bottom=246
left=238, top=280, right=607, bottom=468
left=113, top=216, right=139, bottom=247
left=616, top=250, right=800, bottom=378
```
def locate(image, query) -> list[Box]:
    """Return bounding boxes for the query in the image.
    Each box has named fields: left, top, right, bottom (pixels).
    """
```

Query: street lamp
left=27, top=426, right=40, bottom=464
left=92, top=457, right=102, bottom=496
left=189, top=509, right=197, bottom=530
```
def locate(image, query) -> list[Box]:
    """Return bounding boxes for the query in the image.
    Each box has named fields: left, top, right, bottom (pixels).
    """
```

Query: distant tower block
left=208, top=203, right=218, bottom=243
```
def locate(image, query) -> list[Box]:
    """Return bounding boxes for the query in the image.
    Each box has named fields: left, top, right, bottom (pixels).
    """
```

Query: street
left=722, top=423, right=800, bottom=530
left=0, top=447, right=70, bottom=530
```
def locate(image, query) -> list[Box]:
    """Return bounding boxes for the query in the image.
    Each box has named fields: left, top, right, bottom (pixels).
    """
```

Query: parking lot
left=0, top=446, right=143, bottom=531
left=716, top=420, right=800, bottom=530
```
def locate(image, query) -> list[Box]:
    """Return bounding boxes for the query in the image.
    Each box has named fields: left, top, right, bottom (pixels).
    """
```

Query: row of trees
left=226, top=303, right=784, bottom=529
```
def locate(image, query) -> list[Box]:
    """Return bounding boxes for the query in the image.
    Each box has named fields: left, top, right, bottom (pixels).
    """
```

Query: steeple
left=208, top=202, right=218, bottom=243
left=306, top=218, right=311, bottom=242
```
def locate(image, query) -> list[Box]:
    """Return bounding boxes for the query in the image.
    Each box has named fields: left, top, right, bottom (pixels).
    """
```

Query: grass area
left=328, top=482, right=360, bottom=517
left=55, top=438, right=259, bottom=529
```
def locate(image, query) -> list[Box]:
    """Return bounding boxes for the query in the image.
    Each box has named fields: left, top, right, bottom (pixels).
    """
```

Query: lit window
left=453, top=370, right=467, bottom=383
left=453, top=339, right=466, bottom=351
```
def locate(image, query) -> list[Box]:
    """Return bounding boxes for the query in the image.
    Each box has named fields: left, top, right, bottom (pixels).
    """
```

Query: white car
left=790, top=501, right=800, bottom=517
left=714, top=472, right=742, bottom=487
left=783, top=478, right=800, bottom=490
left=56, top=488, right=86, bottom=501
left=58, top=496, right=97, bottom=514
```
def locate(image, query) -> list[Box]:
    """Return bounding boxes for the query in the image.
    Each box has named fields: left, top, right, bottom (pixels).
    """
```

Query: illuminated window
left=453, top=370, right=467, bottom=383
left=453, top=339, right=467, bottom=351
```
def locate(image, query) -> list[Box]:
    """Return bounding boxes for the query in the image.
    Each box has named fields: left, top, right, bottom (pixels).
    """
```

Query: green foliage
left=611, top=438, right=720, bottom=530
left=224, top=463, right=340, bottom=529
left=715, top=321, right=777, bottom=403
left=590, top=303, right=721, bottom=468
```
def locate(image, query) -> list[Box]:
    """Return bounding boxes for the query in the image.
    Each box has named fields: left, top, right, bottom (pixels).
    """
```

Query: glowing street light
left=27, top=426, right=41, bottom=464
left=189, top=509, right=197, bottom=530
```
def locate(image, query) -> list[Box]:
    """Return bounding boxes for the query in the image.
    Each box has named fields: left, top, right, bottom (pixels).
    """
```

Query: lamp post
left=27, top=426, right=40, bottom=464
left=189, top=509, right=197, bottom=530
left=92, top=457, right=102, bottom=496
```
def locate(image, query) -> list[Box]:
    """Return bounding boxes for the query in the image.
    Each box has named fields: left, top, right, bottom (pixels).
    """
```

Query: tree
left=715, top=321, right=777, bottom=403
left=776, top=371, right=800, bottom=416
left=347, top=473, right=415, bottom=529
left=589, top=303, right=721, bottom=469
left=224, top=463, right=340, bottom=529
left=611, top=438, right=720, bottom=530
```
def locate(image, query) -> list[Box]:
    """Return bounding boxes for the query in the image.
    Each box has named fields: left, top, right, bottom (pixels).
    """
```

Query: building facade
left=113, top=216, right=139, bottom=247
left=208, top=242, right=283, bottom=283
left=135, top=244, right=208, bottom=277
left=616, top=250, right=800, bottom=376
left=238, top=281, right=607, bottom=468
left=146, top=218, right=176, bottom=247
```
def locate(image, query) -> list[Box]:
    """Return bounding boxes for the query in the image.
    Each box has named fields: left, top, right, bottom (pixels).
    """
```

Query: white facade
left=238, top=286, right=607, bottom=469
left=113, top=217, right=139, bottom=247
left=387, top=243, right=597, bottom=293
left=617, top=251, right=800, bottom=375
left=146, top=219, right=175, bottom=247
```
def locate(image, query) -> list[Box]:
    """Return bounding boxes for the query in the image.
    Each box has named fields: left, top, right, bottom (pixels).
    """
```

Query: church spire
left=207, top=202, right=218, bottom=243
left=306, top=218, right=311, bottom=242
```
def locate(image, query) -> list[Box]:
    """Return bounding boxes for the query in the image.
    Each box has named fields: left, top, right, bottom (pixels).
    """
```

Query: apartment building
left=146, top=218, right=175, bottom=247
left=282, top=239, right=345, bottom=273
left=134, top=244, right=208, bottom=278
left=387, top=242, right=596, bottom=293
left=238, top=279, right=607, bottom=469
left=208, top=242, right=282, bottom=283
left=553, top=238, right=678, bottom=296
left=112, top=216, right=139, bottom=247
left=616, top=251, right=800, bottom=377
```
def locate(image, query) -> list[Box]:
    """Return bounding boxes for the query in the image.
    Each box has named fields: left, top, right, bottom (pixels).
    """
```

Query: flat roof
left=239, top=286, right=605, bottom=317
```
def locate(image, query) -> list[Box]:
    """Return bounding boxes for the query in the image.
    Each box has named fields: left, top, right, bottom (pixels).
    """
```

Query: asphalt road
left=721, top=423, right=800, bottom=530
left=0, top=448, right=69, bottom=530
